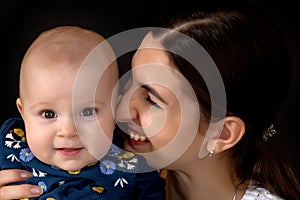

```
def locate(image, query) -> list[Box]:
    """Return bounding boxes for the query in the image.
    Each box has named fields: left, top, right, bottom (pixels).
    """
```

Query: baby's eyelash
left=80, top=107, right=98, bottom=116
left=40, top=110, right=57, bottom=118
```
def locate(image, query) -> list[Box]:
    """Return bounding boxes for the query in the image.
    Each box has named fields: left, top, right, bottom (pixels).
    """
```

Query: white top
left=242, top=182, right=284, bottom=200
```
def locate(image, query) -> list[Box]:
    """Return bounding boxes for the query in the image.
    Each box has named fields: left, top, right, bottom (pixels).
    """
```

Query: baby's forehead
left=36, top=26, right=105, bottom=47
left=22, top=27, right=112, bottom=72
left=26, top=37, right=99, bottom=64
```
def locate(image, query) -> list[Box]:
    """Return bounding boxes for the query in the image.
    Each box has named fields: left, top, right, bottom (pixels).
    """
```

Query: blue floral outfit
left=0, top=118, right=166, bottom=200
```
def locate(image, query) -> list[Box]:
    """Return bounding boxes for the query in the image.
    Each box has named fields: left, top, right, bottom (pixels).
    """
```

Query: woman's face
left=116, top=34, right=204, bottom=169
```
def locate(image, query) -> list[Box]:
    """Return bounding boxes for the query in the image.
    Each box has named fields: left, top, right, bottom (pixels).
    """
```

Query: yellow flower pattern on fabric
left=68, top=169, right=81, bottom=174
left=14, top=128, right=26, bottom=142
left=14, top=128, right=24, bottom=137
left=108, top=145, right=138, bottom=171
left=87, top=161, right=98, bottom=166
left=121, top=152, right=134, bottom=159
left=92, top=186, right=105, bottom=193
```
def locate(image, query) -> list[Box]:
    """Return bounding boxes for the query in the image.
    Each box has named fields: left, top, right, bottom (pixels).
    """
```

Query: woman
left=1, top=6, right=300, bottom=200
left=116, top=7, right=300, bottom=200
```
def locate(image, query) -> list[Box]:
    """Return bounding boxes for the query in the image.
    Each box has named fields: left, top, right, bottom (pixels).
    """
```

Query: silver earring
left=209, top=147, right=216, bottom=157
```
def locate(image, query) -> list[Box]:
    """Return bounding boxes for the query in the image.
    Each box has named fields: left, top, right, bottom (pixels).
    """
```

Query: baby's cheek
left=98, top=118, right=114, bottom=140
left=97, top=108, right=115, bottom=139
left=28, top=139, right=53, bottom=164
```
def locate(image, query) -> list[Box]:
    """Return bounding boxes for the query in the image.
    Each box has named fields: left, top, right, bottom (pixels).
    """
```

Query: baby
left=0, top=26, right=165, bottom=199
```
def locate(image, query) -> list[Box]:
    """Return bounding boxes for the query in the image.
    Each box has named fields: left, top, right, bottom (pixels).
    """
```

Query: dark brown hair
left=151, top=6, right=300, bottom=200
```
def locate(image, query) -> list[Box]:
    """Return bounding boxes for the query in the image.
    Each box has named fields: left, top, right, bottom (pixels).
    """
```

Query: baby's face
left=18, top=53, right=118, bottom=171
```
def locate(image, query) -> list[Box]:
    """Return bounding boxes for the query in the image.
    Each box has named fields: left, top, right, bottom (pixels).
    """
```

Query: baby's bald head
left=19, top=26, right=117, bottom=99
left=22, top=26, right=106, bottom=65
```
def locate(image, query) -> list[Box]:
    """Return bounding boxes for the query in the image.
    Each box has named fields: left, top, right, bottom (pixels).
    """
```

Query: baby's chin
left=53, top=160, right=98, bottom=172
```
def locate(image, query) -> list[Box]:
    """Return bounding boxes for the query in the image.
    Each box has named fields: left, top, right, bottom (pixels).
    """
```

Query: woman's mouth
left=128, top=130, right=150, bottom=145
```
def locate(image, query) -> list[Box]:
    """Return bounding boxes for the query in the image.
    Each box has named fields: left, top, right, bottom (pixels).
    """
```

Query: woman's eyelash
left=146, top=97, right=160, bottom=108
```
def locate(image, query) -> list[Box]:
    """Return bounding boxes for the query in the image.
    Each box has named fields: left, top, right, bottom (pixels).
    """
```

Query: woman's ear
left=16, top=98, right=24, bottom=117
left=207, top=116, right=245, bottom=154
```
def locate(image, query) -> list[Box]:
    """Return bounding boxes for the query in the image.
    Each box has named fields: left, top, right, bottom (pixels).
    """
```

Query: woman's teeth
left=129, top=131, right=147, bottom=141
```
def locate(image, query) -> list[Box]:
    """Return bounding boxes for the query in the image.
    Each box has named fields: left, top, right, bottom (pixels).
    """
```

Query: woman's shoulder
left=242, top=181, right=284, bottom=200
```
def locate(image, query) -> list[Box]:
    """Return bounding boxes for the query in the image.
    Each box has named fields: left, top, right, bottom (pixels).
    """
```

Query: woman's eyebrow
left=141, top=84, right=167, bottom=104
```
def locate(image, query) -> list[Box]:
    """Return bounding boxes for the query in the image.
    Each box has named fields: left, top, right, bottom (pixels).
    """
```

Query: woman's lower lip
left=129, top=138, right=150, bottom=146
left=57, top=148, right=83, bottom=156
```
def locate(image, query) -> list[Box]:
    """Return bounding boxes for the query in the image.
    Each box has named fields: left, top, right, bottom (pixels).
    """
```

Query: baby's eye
left=80, top=107, right=96, bottom=117
left=41, top=110, right=57, bottom=118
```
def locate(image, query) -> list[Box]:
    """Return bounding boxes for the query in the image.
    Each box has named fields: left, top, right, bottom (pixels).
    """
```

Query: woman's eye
left=80, top=107, right=96, bottom=117
left=41, top=110, right=57, bottom=118
left=146, top=97, right=160, bottom=108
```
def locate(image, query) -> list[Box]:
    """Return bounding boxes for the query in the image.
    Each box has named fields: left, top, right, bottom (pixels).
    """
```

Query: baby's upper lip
left=55, top=146, right=83, bottom=149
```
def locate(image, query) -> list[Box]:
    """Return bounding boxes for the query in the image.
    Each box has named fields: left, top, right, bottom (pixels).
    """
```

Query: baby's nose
left=58, top=117, right=78, bottom=138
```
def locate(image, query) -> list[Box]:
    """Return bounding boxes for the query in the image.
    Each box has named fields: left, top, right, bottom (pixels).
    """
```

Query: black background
left=1, top=0, right=299, bottom=176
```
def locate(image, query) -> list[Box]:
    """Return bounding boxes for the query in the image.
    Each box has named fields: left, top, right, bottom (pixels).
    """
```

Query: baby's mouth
left=56, top=147, right=83, bottom=156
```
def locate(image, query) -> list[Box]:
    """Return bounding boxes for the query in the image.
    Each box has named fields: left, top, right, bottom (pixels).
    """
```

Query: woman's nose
left=57, top=117, right=78, bottom=138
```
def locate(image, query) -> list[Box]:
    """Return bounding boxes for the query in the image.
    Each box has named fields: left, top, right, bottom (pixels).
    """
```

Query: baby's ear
left=16, top=98, right=24, bottom=116
left=207, top=116, right=245, bottom=154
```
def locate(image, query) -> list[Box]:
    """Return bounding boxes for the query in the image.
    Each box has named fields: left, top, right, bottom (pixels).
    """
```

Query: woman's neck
left=165, top=155, right=245, bottom=200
